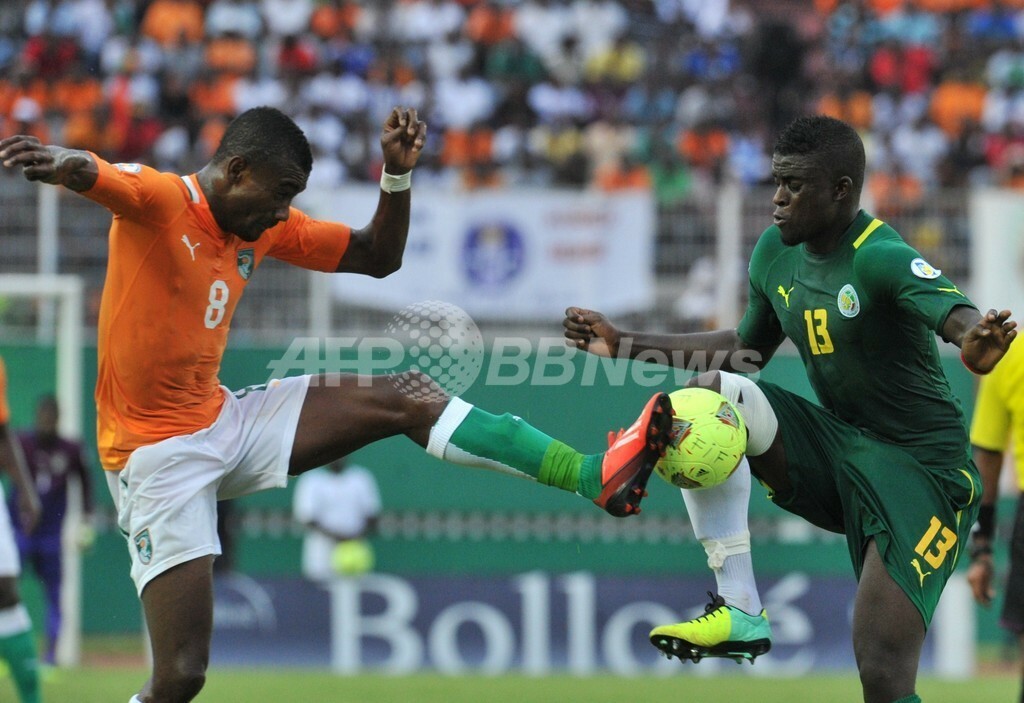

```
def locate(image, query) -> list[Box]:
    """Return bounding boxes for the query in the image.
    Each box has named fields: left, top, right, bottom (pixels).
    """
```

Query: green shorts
left=757, top=382, right=979, bottom=627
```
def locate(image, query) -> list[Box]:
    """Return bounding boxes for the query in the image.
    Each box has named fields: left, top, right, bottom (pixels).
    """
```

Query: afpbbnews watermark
left=266, top=301, right=763, bottom=397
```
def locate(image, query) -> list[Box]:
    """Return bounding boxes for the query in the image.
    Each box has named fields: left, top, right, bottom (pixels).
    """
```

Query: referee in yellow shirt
left=967, top=340, right=1024, bottom=703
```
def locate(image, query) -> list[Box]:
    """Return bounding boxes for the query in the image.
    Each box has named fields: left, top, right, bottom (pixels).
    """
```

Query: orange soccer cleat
left=594, top=392, right=674, bottom=517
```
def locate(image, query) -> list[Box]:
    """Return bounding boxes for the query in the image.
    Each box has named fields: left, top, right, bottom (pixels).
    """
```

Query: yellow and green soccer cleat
left=650, top=592, right=772, bottom=664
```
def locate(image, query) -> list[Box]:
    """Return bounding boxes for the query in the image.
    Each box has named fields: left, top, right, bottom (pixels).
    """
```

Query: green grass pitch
left=26, top=668, right=1020, bottom=702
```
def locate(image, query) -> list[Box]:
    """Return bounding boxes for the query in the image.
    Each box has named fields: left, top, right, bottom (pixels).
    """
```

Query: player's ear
left=225, top=155, right=250, bottom=184
left=834, top=175, right=853, bottom=201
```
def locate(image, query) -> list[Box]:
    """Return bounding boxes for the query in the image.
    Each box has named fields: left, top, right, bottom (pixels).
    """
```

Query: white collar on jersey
left=179, top=175, right=201, bottom=204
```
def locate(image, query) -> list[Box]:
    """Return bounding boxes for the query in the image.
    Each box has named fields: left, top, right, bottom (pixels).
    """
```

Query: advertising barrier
left=211, top=572, right=969, bottom=676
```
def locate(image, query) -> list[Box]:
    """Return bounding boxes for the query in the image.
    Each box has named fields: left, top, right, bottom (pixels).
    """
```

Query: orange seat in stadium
left=930, top=79, right=987, bottom=137
left=205, top=36, right=258, bottom=76
left=141, top=0, right=205, bottom=48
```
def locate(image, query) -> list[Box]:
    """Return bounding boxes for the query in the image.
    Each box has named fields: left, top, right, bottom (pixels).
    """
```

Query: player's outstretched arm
left=336, top=107, right=427, bottom=277
left=562, top=306, right=778, bottom=372
left=944, top=306, right=1017, bottom=374
left=0, top=135, right=98, bottom=192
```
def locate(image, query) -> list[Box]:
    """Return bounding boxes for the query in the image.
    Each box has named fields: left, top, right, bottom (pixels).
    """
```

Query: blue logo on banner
left=463, top=223, right=524, bottom=287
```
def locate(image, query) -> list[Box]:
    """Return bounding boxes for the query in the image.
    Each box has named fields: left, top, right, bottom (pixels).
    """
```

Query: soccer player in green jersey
left=564, top=115, right=1016, bottom=703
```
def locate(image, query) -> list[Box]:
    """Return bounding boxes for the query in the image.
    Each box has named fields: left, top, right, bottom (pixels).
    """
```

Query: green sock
left=429, top=399, right=603, bottom=498
left=0, top=628, right=41, bottom=703
left=892, top=696, right=921, bottom=703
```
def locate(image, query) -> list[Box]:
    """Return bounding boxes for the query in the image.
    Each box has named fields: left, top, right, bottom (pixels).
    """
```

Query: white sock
left=0, top=604, right=31, bottom=637
left=130, top=696, right=144, bottom=703
left=425, top=398, right=536, bottom=480
left=426, top=397, right=473, bottom=459
left=680, top=459, right=763, bottom=615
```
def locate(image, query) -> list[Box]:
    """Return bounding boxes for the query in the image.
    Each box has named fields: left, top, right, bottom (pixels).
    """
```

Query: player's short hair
left=773, top=115, right=865, bottom=193
left=213, top=107, right=313, bottom=174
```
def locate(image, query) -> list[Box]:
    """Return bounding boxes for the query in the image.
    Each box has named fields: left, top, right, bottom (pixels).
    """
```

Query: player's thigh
left=852, top=540, right=925, bottom=693
left=754, top=382, right=851, bottom=533
left=0, top=577, right=18, bottom=609
left=291, top=371, right=447, bottom=473
left=141, top=555, right=215, bottom=673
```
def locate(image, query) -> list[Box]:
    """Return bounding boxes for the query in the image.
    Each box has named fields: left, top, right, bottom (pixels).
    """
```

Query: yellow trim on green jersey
left=958, top=469, right=976, bottom=506
left=953, top=509, right=962, bottom=563
left=852, top=218, right=884, bottom=249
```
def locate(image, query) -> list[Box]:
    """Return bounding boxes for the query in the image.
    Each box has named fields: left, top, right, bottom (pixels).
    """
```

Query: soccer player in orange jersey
left=0, top=108, right=673, bottom=702
left=0, top=357, right=42, bottom=703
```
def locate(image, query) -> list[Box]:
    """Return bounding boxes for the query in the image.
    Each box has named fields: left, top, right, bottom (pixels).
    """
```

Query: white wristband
left=380, top=168, right=411, bottom=193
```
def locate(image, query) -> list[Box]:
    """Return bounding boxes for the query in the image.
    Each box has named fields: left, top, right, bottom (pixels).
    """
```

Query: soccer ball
left=331, top=539, right=374, bottom=576
left=655, top=387, right=747, bottom=490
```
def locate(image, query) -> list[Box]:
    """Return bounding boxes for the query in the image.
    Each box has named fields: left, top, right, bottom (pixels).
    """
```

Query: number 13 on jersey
left=803, top=308, right=834, bottom=355
left=914, top=515, right=957, bottom=570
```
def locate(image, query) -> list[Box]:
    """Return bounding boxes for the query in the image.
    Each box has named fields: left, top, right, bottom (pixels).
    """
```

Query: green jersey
left=737, top=210, right=975, bottom=468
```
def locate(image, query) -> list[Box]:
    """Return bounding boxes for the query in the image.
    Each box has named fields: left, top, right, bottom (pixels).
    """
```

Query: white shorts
left=105, top=375, right=311, bottom=595
left=0, top=481, right=20, bottom=577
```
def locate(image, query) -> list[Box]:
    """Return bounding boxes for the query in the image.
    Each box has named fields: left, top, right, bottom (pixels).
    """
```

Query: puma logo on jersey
left=911, top=558, right=932, bottom=587
left=181, top=235, right=201, bottom=261
left=777, top=285, right=794, bottom=308
left=937, top=285, right=965, bottom=297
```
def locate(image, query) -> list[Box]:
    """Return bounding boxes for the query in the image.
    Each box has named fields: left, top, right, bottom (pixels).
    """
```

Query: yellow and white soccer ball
left=655, top=387, right=747, bottom=490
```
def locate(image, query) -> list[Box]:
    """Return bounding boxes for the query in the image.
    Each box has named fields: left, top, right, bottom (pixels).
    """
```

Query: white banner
left=299, top=187, right=655, bottom=320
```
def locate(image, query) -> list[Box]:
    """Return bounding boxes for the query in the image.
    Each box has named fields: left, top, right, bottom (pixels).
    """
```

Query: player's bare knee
left=686, top=371, right=721, bottom=393
left=169, top=654, right=207, bottom=699
left=717, top=372, right=778, bottom=457
left=392, top=371, right=449, bottom=409
left=855, top=638, right=914, bottom=698
left=857, top=661, right=906, bottom=701
left=391, top=370, right=447, bottom=400
left=0, top=577, right=19, bottom=609
left=154, top=658, right=207, bottom=701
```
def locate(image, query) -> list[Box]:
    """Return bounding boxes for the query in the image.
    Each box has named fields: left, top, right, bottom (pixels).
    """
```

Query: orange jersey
left=0, top=356, right=9, bottom=425
left=86, top=156, right=351, bottom=470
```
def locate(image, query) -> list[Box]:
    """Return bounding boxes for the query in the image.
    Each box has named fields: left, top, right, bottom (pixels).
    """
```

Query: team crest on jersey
left=134, top=529, right=153, bottom=565
left=837, top=284, right=860, bottom=318
left=114, top=163, right=142, bottom=173
left=910, top=257, right=941, bottom=279
left=237, top=248, right=254, bottom=280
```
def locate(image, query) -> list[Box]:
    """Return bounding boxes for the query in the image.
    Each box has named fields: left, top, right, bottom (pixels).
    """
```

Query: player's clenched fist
left=563, top=306, right=621, bottom=358
left=380, top=107, right=426, bottom=174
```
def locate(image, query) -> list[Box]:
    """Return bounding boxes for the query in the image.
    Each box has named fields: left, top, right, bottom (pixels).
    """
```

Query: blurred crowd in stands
left=1, top=0, right=1024, bottom=206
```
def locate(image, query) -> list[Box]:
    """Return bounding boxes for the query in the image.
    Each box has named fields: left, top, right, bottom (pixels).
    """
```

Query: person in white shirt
left=292, top=456, right=381, bottom=583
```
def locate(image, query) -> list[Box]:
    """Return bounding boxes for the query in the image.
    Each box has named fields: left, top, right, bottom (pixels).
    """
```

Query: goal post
left=0, top=273, right=84, bottom=666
